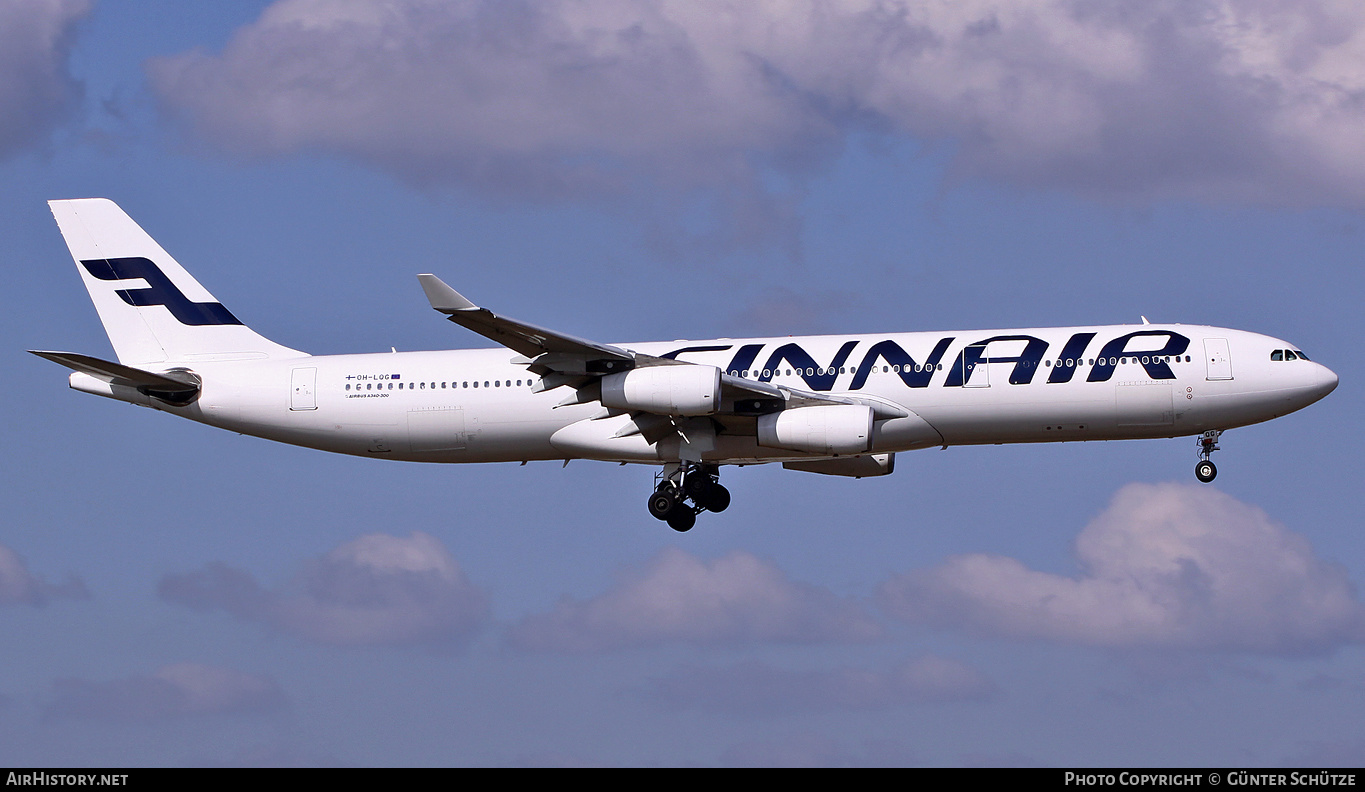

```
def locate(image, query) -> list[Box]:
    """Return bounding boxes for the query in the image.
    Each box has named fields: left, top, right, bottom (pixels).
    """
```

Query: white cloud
left=147, top=0, right=829, bottom=198
left=0, top=543, right=87, bottom=606
left=650, top=654, right=997, bottom=713
left=158, top=532, right=488, bottom=647
left=46, top=663, right=286, bottom=722
left=506, top=547, right=881, bottom=652
left=0, top=0, right=89, bottom=159
left=878, top=483, right=1365, bottom=654
left=147, top=0, right=1365, bottom=208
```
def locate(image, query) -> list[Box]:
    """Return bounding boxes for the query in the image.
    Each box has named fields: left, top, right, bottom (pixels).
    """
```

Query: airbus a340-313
left=34, top=199, right=1338, bottom=532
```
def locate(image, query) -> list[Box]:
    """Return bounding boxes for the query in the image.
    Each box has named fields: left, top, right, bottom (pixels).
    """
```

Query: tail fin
left=49, top=199, right=305, bottom=365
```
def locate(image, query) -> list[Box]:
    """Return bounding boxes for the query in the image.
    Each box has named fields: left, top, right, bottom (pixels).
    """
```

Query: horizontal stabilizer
left=30, top=350, right=200, bottom=402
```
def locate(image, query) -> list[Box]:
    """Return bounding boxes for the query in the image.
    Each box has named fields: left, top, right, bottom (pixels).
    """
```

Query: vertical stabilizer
left=49, top=198, right=306, bottom=365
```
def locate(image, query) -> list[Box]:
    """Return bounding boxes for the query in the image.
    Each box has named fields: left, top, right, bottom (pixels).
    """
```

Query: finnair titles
left=34, top=199, right=1338, bottom=532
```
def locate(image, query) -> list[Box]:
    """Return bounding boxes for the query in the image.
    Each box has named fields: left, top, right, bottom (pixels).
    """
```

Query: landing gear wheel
left=648, top=488, right=678, bottom=520
left=698, top=483, right=731, bottom=513
left=648, top=463, right=730, bottom=528
left=666, top=508, right=696, bottom=532
left=1193, top=430, right=1223, bottom=484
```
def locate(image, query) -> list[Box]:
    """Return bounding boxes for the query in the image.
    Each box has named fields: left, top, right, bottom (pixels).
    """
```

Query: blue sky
left=1, top=0, right=1362, bottom=766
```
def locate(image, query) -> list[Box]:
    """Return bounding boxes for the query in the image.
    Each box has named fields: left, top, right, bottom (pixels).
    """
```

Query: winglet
left=417, top=274, right=477, bottom=313
left=415, top=272, right=637, bottom=362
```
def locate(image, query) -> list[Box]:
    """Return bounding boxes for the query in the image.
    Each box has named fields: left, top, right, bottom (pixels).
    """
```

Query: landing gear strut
left=647, top=462, right=730, bottom=531
left=1194, top=430, right=1222, bottom=483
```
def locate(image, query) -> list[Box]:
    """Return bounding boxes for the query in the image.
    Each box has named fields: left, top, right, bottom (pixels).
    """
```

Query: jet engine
left=601, top=365, right=721, bottom=416
left=757, top=404, right=874, bottom=455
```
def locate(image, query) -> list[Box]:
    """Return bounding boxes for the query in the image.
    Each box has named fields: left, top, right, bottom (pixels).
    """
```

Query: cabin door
left=1203, top=339, right=1233, bottom=381
left=962, top=343, right=990, bottom=388
left=290, top=367, right=317, bottom=410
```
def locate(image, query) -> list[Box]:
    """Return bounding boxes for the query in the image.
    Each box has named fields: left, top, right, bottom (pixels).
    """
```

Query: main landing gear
left=1194, top=429, right=1223, bottom=483
left=647, top=462, right=730, bottom=532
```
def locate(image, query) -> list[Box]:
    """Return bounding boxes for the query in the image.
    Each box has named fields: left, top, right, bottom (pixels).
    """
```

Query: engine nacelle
left=601, top=365, right=721, bottom=416
left=757, top=405, right=874, bottom=455
left=784, top=453, right=894, bottom=478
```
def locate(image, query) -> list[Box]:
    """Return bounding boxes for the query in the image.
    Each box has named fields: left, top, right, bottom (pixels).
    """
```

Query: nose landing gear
left=647, top=463, right=730, bottom=532
left=1194, top=430, right=1222, bottom=483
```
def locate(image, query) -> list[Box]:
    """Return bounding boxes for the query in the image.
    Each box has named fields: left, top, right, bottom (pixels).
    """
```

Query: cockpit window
left=1271, top=350, right=1283, bottom=361
left=1283, top=350, right=1298, bottom=360
left=1294, top=350, right=1310, bottom=360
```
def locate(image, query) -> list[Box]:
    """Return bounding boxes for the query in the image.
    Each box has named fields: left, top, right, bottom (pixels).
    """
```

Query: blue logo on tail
left=81, top=258, right=242, bottom=326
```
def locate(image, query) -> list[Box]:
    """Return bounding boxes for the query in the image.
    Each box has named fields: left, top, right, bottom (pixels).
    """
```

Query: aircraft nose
left=1303, top=362, right=1338, bottom=404
left=1299, top=360, right=1343, bottom=404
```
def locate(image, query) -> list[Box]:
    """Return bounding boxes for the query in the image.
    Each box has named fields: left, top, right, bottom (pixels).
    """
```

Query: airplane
left=33, top=199, right=1339, bottom=532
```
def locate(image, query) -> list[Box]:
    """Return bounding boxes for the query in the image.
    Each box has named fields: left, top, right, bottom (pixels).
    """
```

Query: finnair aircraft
left=35, top=199, right=1338, bottom=531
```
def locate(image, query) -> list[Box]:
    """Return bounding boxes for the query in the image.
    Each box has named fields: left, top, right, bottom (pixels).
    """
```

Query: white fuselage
left=75, top=323, right=1338, bottom=467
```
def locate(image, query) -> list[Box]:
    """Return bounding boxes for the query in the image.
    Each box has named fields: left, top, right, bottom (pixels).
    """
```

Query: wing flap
left=719, top=373, right=908, bottom=419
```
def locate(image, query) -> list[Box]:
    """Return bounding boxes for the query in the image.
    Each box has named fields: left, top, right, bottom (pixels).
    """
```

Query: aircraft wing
left=418, top=274, right=636, bottom=362
left=418, top=274, right=904, bottom=419
left=716, top=371, right=907, bottom=419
